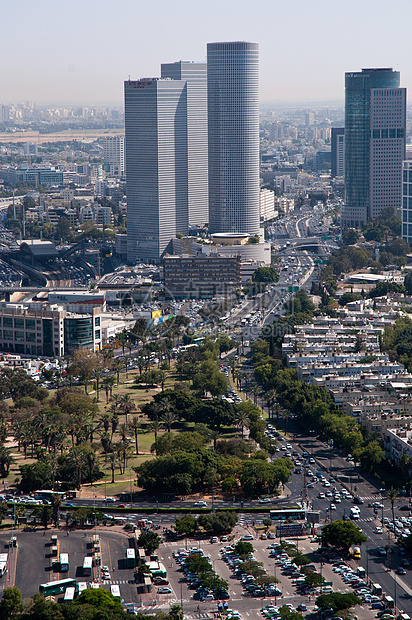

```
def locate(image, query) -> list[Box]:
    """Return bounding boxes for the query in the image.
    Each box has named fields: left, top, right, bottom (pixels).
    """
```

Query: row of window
left=371, top=128, right=404, bottom=139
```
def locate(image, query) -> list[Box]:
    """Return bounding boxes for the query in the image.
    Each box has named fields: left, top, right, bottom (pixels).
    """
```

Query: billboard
left=152, top=310, right=162, bottom=319
left=276, top=524, right=304, bottom=537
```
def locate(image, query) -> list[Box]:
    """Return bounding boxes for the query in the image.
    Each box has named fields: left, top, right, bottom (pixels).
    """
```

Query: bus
left=270, top=508, right=306, bottom=521
left=0, top=554, right=8, bottom=577
left=372, top=583, right=382, bottom=596
left=126, top=548, right=136, bottom=569
left=83, top=556, right=92, bottom=576
left=39, top=579, right=76, bottom=596
left=59, top=553, right=69, bottom=572
left=77, top=582, right=87, bottom=594
left=64, top=587, right=75, bottom=603
left=34, top=490, right=66, bottom=502
left=111, top=585, right=121, bottom=599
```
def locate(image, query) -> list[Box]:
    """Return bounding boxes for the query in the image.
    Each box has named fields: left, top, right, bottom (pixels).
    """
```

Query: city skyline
left=2, top=0, right=412, bottom=105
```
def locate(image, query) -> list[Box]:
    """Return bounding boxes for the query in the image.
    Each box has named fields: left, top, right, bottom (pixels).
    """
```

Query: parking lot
left=0, top=529, right=139, bottom=603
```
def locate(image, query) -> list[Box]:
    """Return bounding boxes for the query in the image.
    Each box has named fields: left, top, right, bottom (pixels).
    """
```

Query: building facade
left=163, top=253, right=241, bottom=299
left=0, top=302, right=101, bottom=357
left=103, top=135, right=124, bottom=177
left=161, top=61, right=208, bottom=227
left=331, top=128, right=345, bottom=178
left=207, top=41, right=260, bottom=236
left=125, top=78, right=188, bottom=264
left=342, top=68, right=406, bottom=228
left=402, top=160, right=412, bottom=245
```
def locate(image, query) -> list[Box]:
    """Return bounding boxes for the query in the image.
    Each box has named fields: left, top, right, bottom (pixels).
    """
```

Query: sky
left=2, top=0, right=412, bottom=106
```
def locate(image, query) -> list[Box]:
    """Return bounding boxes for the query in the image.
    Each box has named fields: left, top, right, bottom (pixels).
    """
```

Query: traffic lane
left=99, top=531, right=140, bottom=604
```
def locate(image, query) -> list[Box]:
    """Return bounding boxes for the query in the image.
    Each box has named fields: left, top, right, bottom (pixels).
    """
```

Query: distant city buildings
left=342, top=68, right=406, bottom=228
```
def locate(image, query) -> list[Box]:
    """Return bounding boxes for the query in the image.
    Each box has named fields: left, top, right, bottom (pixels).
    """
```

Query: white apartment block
left=103, top=136, right=124, bottom=177
left=259, top=189, right=277, bottom=222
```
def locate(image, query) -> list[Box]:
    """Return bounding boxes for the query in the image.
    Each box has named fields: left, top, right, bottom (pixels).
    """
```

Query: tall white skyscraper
left=103, top=135, right=124, bottom=177
left=207, top=41, right=260, bottom=235
left=125, top=78, right=188, bottom=263
left=161, top=61, right=208, bottom=227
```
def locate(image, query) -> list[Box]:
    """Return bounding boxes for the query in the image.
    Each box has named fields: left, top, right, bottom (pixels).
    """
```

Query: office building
left=0, top=302, right=101, bottom=357
left=342, top=68, right=406, bottom=228
left=207, top=41, right=260, bottom=235
left=259, top=189, right=277, bottom=221
left=402, top=160, right=412, bottom=245
left=103, top=136, right=124, bottom=177
left=163, top=253, right=241, bottom=299
left=161, top=61, right=208, bottom=227
left=125, top=78, right=188, bottom=263
left=331, top=128, right=345, bottom=178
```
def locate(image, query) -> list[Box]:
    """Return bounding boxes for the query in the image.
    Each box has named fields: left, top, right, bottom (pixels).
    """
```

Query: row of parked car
left=220, top=544, right=281, bottom=598
left=172, top=547, right=229, bottom=602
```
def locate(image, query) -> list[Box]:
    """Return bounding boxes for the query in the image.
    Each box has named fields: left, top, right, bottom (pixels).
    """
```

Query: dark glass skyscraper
left=207, top=41, right=260, bottom=235
left=342, top=68, right=406, bottom=228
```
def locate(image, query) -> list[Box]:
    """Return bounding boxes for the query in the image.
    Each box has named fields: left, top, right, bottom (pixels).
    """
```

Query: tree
left=385, top=488, right=398, bottom=529
left=73, top=587, right=123, bottom=610
left=342, top=228, right=359, bottom=245
left=252, top=266, right=280, bottom=283
left=0, top=586, right=23, bottom=618
left=137, top=531, right=161, bottom=555
left=321, top=520, right=367, bottom=553
left=129, top=416, right=141, bottom=455
left=304, top=572, right=324, bottom=587
left=175, top=515, right=197, bottom=537
left=233, top=540, right=253, bottom=559
left=67, top=350, right=102, bottom=394
left=316, top=592, right=361, bottom=612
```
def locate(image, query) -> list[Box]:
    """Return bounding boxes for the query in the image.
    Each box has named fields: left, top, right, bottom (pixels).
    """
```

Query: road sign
left=276, top=524, right=304, bottom=537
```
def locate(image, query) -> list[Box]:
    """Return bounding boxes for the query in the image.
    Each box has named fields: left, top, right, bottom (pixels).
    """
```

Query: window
left=95, top=316, right=100, bottom=326
left=3, top=330, right=13, bottom=340
left=26, top=332, right=36, bottom=342
left=3, top=318, right=12, bottom=328
left=95, top=330, right=100, bottom=339
left=14, top=331, right=24, bottom=342
left=26, top=319, right=35, bottom=330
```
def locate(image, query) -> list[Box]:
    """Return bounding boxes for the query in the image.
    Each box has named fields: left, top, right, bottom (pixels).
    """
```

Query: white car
left=374, top=527, right=383, bottom=534
left=193, top=501, right=207, bottom=507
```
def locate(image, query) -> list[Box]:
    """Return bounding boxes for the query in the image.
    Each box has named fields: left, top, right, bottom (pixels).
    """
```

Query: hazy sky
left=3, top=0, right=412, bottom=105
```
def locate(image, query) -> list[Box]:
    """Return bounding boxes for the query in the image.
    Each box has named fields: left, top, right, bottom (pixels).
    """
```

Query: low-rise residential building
left=384, top=427, right=412, bottom=475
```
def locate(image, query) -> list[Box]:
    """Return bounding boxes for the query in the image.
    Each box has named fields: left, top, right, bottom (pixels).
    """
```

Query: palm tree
left=385, top=488, right=399, bottom=529
left=149, top=420, right=162, bottom=455
left=120, top=393, right=136, bottom=424
left=129, top=416, right=141, bottom=455
left=161, top=410, right=178, bottom=435
left=99, top=413, right=110, bottom=433
left=102, top=376, right=115, bottom=403
left=118, top=422, right=129, bottom=442
left=209, top=429, right=221, bottom=451
left=108, top=452, right=117, bottom=483
left=234, top=410, right=250, bottom=439
left=112, top=358, right=123, bottom=385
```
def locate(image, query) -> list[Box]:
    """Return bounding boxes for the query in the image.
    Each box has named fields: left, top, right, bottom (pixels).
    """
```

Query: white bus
left=83, top=556, right=92, bottom=576
left=111, top=585, right=120, bottom=599
left=59, top=553, right=69, bottom=572
left=64, top=587, right=75, bottom=603
left=0, top=554, right=8, bottom=577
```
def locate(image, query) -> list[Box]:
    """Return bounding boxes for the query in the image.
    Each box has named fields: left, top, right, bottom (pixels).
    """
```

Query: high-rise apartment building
left=331, top=128, right=345, bottom=178
left=402, top=161, right=412, bottom=245
left=342, top=68, right=406, bottom=229
left=161, top=61, right=208, bottom=227
left=125, top=78, right=188, bottom=263
left=103, top=135, right=124, bottom=177
left=207, top=41, right=260, bottom=235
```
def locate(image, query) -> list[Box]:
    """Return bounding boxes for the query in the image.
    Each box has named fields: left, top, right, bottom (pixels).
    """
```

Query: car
left=374, top=527, right=383, bottom=534
left=194, top=501, right=208, bottom=507
left=297, top=604, right=307, bottom=611
left=105, top=497, right=116, bottom=503
left=117, top=504, right=127, bottom=508
left=353, top=497, right=364, bottom=504
left=260, top=533, right=267, bottom=540
left=241, top=534, right=254, bottom=541
left=318, top=492, right=326, bottom=499
left=153, top=578, right=169, bottom=585
left=62, top=502, right=75, bottom=507
left=401, top=559, right=410, bottom=567
left=210, top=537, right=219, bottom=543
left=376, top=547, right=387, bottom=556
left=157, top=587, right=172, bottom=594
left=396, top=567, right=407, bottom=575
left=259, top=498, right=271, bottom=504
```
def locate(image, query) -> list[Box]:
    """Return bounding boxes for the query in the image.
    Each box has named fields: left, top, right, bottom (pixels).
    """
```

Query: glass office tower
left=161, top=61, right=208, bottom=228
left=342, top=68, right=406, bottom=228
left=125, top=78, right=188, bottom=263
left=207, top=41, right=260, bottom=235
